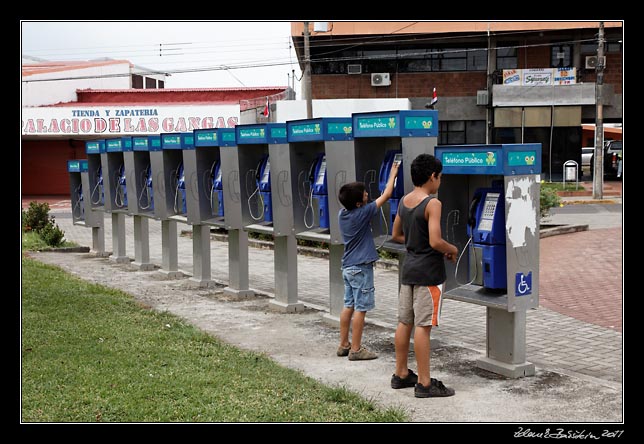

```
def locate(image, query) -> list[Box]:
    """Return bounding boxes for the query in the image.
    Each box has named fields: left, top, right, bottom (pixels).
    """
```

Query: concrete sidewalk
left=27, top=203, right=623, bottom=422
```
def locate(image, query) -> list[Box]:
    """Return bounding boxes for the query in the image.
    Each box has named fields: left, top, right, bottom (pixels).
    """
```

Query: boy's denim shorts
left=342, top=263, right=375, bottom=312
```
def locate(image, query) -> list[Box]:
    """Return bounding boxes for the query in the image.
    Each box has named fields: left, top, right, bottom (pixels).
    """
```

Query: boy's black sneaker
left=414, top=378, right=455, bottom=398
left=391, top=369, right=418, bottom=389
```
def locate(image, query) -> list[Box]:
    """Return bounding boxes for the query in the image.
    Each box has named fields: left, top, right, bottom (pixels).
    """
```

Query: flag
left=262, top=97, right=270, bottom=118
left=430, top=87, right=438, bottom=107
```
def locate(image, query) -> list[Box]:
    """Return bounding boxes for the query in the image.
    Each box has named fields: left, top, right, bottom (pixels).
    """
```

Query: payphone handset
left=91, top=165, right=104, bottom=205
left=174, top=161, right=187, bottom=214
left=72, top=183, right=84, bottom=220
left=304, top=153, right=329, bottom=229
left=378, top=150, right=404, bottom=198
left=248, top=155, right=270, bottom=221
left=207, top=160, right=224, bottom=217
left=115, top=164, right=128, bottom=208
left=139, top=164, right=154, bottom=210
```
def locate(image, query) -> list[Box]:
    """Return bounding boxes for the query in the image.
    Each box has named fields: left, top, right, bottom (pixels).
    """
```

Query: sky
left=21, top=21, right=303, bottom=94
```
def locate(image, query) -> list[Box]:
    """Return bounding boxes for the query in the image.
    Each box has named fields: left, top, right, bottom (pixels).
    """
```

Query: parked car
left=590, top=140, right=622, bottom=179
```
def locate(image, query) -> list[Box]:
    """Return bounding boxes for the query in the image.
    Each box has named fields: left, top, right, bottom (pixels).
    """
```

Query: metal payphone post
left=67, top=159, right=106, bottom=255
left=124, top=136, right=157, bottom=270
left=232, top=123, right=301, bottom=311
left=83, top=140, right=108, bottom=256
left=352, top=110, right=439, bottom=278
left=216, top=127, right=255, bottom=299
left=285, top=118, right=354, bottom=317
left=172, top=131, right=213, bottom=287
left=150, top=133, right=187, bottom=279
left=103, top=137, right=133, bottom=264
left=435, top=143, right=542, bottom=378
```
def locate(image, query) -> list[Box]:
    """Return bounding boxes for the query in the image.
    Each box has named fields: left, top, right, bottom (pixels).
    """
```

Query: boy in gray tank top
left=389, top=154, right=458, bottom=398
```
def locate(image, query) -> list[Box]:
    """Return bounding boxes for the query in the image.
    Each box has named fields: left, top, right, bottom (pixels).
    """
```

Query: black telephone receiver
left=468, top=193, right=481, bottom=229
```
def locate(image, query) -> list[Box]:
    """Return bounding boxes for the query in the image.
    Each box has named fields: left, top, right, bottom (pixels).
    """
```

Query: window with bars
left=439, top=120, right=486, bottom=145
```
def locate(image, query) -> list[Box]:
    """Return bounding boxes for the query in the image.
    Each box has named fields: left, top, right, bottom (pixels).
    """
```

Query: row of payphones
left=78, top=149, right=509, bottom=291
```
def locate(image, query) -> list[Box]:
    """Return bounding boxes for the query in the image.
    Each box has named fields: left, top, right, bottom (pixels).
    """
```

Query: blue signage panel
left=324, top=118, right=353, bottom=141
left=217, top=128, right=237, bottom=146
left=515, top=271, right=533, bottom=296
left=181, top=132, right=194, bottom=149
left=352, top=110, right=438, bottom=138
left=236, top=124, right=268, bottom=145
left=266, top=123, right=287, bottom=144
left=106, top=138, right=123, bottom=152
left=161, top=133, right=182, bottom=149
left=287, top=118, right=353, bottom=142
left=436, top=144, right=505, bottom=175
left=148, top=135, right=161, bottom=151
left=67, top=160, right=81, bottom=172
left=132, top=136, right=149, bottom=151
left=194, top=129, right=218, bottom=147
left=503, top=143, right=542, bottom=175
left=86, top=140, right=105, bottom=154
left=436, top=143, right=542, bottom=176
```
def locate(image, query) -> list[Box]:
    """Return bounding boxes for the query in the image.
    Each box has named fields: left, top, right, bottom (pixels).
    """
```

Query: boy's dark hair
left=338, top=182, right=367, bottom=210
left=410, top=154, right=443, bottom=186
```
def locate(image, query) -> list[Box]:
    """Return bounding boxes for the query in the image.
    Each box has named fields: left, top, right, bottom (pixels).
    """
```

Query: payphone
left=175, top=161, right=187, bottom=215
left=115, top=164, right=128, bottom=208
left=435, top=143, right=542, bottom=378
left=73, top=182, right=84, bottom=220
left=210, top=160, right=224, bottom=217
left=378, top=150, right=404, bottom=234
left=90, top=165, right=104, bottom=206
left=85, top=140, right=105, bottom=209
left=305, top=152, right=328, bottom=229
left=139, top=164, right=154, bottom=210
left=257, top=155, right=272, bottom=223
left=465, top=182, right=506, bottom=290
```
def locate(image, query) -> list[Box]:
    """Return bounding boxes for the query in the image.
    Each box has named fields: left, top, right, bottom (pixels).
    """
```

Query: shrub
left=39, top=222, right=66, bottom=247
left=23, top=201, right=51, bottom=233
left=540, top=186, right=561, bottom=219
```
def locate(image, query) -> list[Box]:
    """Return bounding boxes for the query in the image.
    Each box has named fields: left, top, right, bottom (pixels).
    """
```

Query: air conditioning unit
left=347, top=64, right=362, bottom=75
left=371, top=73, right=391, bottom=86
left=476, top=90, right=489, bottom=106
left=585, top=55, right=606, bottom=70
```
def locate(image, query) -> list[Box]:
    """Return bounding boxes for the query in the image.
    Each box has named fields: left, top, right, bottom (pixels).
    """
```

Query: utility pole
left=593, top=22, right=605, bottom=199
left=303, top=22, right=313, bottom=119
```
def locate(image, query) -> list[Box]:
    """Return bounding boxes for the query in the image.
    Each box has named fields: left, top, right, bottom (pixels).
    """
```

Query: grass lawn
left=21, top=256, right=407, bottom=423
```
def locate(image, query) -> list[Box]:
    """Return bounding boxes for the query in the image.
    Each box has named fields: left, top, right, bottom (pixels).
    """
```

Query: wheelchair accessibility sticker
left=515, top=272, right=532, bottom=296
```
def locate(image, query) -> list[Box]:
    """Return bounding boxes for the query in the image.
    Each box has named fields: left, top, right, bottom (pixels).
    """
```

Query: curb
left=36, top=246, right=91, bottom=253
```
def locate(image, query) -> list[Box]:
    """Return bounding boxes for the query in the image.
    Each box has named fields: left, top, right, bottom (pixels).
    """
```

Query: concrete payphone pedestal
left=150, top=134, right=182, bottom=279
left=103, top=137, right=134, bottom=264
left=162, top=132, right=214, bottom=287
left=84, top=140, right=109, bottom=257
left=67, top=159, right=106, bottom=255
left=216, top=127, right=254, bottom=299
left=124, top=136, right=158, bottom=271
left=234, top=123, right=300, bottom=311
left=283, top=118, right=355, bottom=317
left=435, top=143, right=542, bottom=378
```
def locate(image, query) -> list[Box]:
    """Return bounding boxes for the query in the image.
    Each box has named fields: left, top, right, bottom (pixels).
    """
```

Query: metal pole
left=593, top=22, right=605, bottom=199
left=303, top=22, right=313, bottom=119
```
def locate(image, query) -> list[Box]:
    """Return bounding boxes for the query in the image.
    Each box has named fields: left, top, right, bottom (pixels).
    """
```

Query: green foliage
left=23, top=201, right=51, bottom=233
left=21, top=257, right=407, bottom=422
left=39, top=219, right=66, bottom=247
left=22, top=201, right=68, bottom=248
left=540, top=185, right=562, bottom=218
